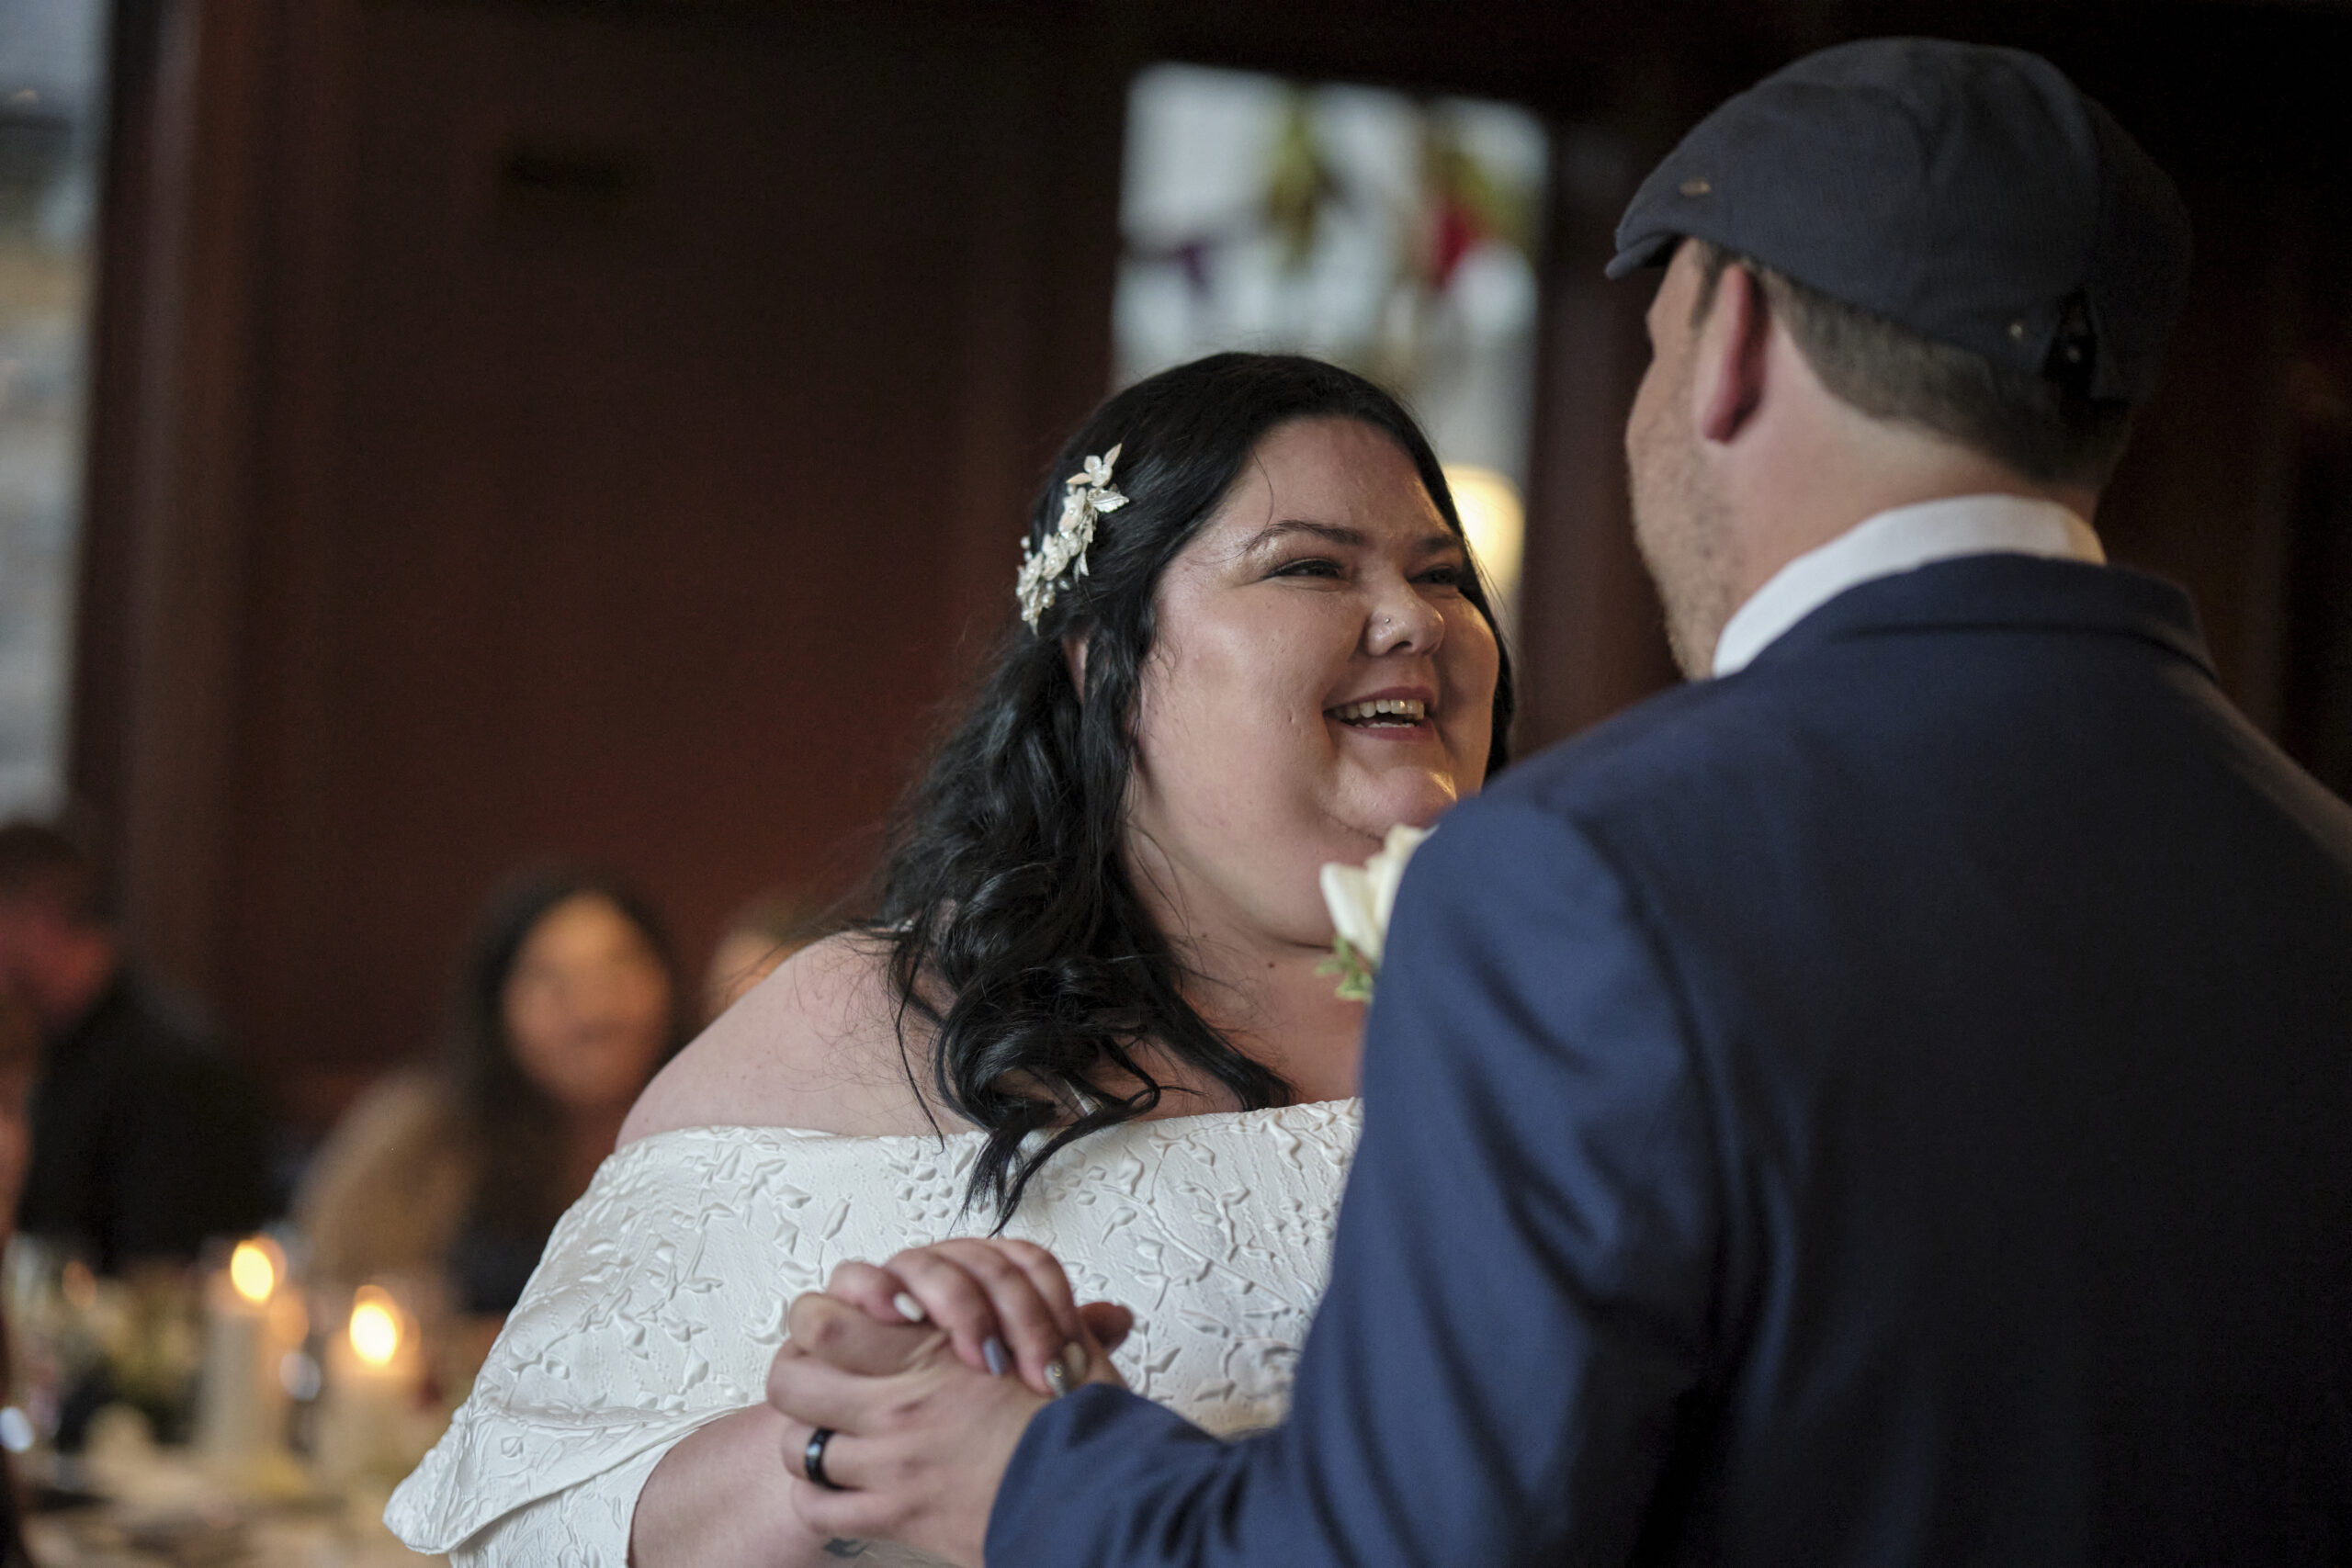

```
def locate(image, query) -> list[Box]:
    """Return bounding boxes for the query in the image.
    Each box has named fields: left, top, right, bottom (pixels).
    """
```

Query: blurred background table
left=22, top=1439, right=436, bottom=1567
left=5, top=1242, right=463, bottom=1568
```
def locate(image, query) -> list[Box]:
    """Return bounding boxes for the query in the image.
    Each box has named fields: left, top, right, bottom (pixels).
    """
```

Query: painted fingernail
left=1061, top=1343, right=1088, bottom=1382
left=982, top=1337, right=1010, bottom=1378
left=891, top=1292, right=925, bottom=1323
left=1044, top=1357, right=1070, bottom=1397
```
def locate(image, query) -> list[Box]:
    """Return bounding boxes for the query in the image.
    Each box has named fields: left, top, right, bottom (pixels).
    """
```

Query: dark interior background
left=70, top=0, right=2352, bottom=1134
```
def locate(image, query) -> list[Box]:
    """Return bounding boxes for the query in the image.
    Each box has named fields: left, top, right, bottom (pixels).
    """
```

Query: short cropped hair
left=1692, top=242, right=2136, bottom=489
left=0, top=818, right=107, bottom=927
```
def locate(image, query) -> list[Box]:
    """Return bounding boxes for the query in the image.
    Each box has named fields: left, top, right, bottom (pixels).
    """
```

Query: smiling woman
left=389, top=355, right=1512, bottom=1568
left=608, top=353, right=1516, bottom=1216
left=846, top=355, right=1510, bottom=1214
left=1118, top=414, right=1504, bottom=1083
left=295, top=867, right=690, bottom=1314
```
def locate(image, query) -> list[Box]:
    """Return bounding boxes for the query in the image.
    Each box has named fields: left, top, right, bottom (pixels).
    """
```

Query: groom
left=771, top=39, right=2352, bottom=1564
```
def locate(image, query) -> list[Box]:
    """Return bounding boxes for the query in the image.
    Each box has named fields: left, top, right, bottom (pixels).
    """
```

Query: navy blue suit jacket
left=991, top=558, right=2352, bottom=1566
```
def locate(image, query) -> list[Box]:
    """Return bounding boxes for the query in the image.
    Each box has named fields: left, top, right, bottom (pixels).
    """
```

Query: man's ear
left=1690, top=262, right=1773, bottom=446
left=1061, top=631, right=1090, bottom=701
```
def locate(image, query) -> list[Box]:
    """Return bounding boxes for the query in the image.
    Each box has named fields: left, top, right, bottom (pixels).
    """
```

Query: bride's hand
left=823, top=1241, right=1135, bottom=1398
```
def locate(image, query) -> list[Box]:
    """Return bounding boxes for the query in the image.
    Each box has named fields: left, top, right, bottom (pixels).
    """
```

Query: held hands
left=764, top=1240, right=1136, bottom=1567
left=831, top=1240, right=1136, bottom=1397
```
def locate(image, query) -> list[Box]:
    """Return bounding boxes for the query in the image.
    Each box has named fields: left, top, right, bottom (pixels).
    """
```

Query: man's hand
left=766, top=1244, right=1134, bottom=1567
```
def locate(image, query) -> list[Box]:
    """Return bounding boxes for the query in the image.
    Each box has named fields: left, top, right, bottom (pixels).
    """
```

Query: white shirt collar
left=1711, top=493, right=2105, bottom=677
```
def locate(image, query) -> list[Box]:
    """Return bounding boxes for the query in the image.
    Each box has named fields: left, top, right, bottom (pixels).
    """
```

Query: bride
left=385, top=351, right=1511, bottom=1565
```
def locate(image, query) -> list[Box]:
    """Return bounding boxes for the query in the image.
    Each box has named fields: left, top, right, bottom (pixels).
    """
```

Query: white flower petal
left=1319, top=861, right=1384, bottom=966
left=1363, top=825, right=1430, bottom=936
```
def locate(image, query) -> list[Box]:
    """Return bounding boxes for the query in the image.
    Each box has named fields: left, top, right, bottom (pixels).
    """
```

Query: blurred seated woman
left=294, top=869, right=688, bottom=1315
left=388, top=354, right=1512, bottom=1566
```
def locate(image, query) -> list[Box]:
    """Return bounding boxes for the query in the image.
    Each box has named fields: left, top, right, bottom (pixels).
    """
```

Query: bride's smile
left=1327, top=690, right=1431, bottom=730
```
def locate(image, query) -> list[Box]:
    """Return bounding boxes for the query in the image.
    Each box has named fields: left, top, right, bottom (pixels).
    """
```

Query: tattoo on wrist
left=823, top=1540, right=869, bottom=1559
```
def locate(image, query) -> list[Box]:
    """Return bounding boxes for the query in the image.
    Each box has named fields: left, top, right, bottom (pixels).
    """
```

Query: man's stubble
left=1628, top=363, right=1743, bottom=681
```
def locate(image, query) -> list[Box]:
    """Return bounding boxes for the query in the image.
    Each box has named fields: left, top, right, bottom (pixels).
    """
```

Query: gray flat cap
left=1609, top=38, right=2192, bottom=404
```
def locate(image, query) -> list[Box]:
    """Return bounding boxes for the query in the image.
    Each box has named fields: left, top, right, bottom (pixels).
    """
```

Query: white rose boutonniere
left=1317, top=824, right=1430, bottom=1002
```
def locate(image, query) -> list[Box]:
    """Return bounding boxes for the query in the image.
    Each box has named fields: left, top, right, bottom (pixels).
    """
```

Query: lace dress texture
left=385, top=1100, right=1363, bottom=1566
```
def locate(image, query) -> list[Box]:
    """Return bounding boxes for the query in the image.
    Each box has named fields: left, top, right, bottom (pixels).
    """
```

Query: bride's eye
left=1272, top=557, right=1344, bottom=580
left=1417, top=562, right=1469, bottom=589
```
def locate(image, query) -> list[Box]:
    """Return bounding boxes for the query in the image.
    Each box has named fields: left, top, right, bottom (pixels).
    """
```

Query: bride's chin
left=1339, top=773, right=1460, bottom=836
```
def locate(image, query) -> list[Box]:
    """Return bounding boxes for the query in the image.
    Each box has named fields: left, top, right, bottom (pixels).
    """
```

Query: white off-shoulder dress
left=385, top=1100, right=1363, bottom=1565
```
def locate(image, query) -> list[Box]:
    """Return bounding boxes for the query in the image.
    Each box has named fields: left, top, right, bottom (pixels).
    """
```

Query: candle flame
left=229, top=1238, right=279, bottom=1303
left=349, top=1287, right=401, bottom=1367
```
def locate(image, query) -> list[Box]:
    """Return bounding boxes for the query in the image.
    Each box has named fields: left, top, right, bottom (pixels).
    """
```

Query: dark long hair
left=873, top=353, right=1515, bottom=1221
left=445, top=867, right=691, bottom=1246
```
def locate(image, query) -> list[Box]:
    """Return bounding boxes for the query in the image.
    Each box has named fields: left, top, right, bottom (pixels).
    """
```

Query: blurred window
left=1116, top=63, right=1547, bottom=632
left=0, top=0, right=107, bottom=814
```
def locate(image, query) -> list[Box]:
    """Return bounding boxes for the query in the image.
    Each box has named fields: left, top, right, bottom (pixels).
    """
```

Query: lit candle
left=317, top=1284, right=429, bottom=1488
left=196, top=1236, right=298, bottom=1472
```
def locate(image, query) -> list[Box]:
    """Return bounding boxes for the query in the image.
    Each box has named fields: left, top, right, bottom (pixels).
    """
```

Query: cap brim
left=1604, top=231, right=1679, bottom=280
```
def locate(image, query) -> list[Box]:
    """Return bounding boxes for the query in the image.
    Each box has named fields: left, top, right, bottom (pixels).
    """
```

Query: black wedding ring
left=805, top=1427, right=845, bottom=1491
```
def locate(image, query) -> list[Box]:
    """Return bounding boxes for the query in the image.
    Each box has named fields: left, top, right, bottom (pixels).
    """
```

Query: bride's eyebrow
left=1234, top=521, right=1468, bottom=566
left=1239, top=519, right=1364, bottom=557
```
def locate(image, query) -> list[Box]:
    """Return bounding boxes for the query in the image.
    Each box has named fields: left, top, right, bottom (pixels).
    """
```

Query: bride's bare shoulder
left=619, top=931, right=939, bottom=1145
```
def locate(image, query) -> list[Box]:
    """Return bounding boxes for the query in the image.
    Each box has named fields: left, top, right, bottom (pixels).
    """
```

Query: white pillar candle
left=196, top=1237, right=299, bottom=1471
left=316, top=1285, right=430, bottom=1488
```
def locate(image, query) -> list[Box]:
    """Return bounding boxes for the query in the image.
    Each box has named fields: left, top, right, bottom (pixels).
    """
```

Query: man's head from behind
left=1614, top=38, right=2192, bottom=675
left=0, top=818, right=118, bottom=1028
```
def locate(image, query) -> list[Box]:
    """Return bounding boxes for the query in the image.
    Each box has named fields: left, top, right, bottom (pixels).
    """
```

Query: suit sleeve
left=988, top=799, right=1724, bottom=1568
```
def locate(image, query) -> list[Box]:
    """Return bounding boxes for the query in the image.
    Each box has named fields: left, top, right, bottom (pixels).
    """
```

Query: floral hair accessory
left=1017, top=445, right=1130, bottom=630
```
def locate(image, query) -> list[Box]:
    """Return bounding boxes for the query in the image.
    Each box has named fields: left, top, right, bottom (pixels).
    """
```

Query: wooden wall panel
left=254, top=8, right=984, bottom=1089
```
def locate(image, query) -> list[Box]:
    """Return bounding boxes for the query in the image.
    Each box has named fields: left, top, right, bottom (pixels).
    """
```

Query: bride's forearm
left=629, top=1404, right=848, bottom=1568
